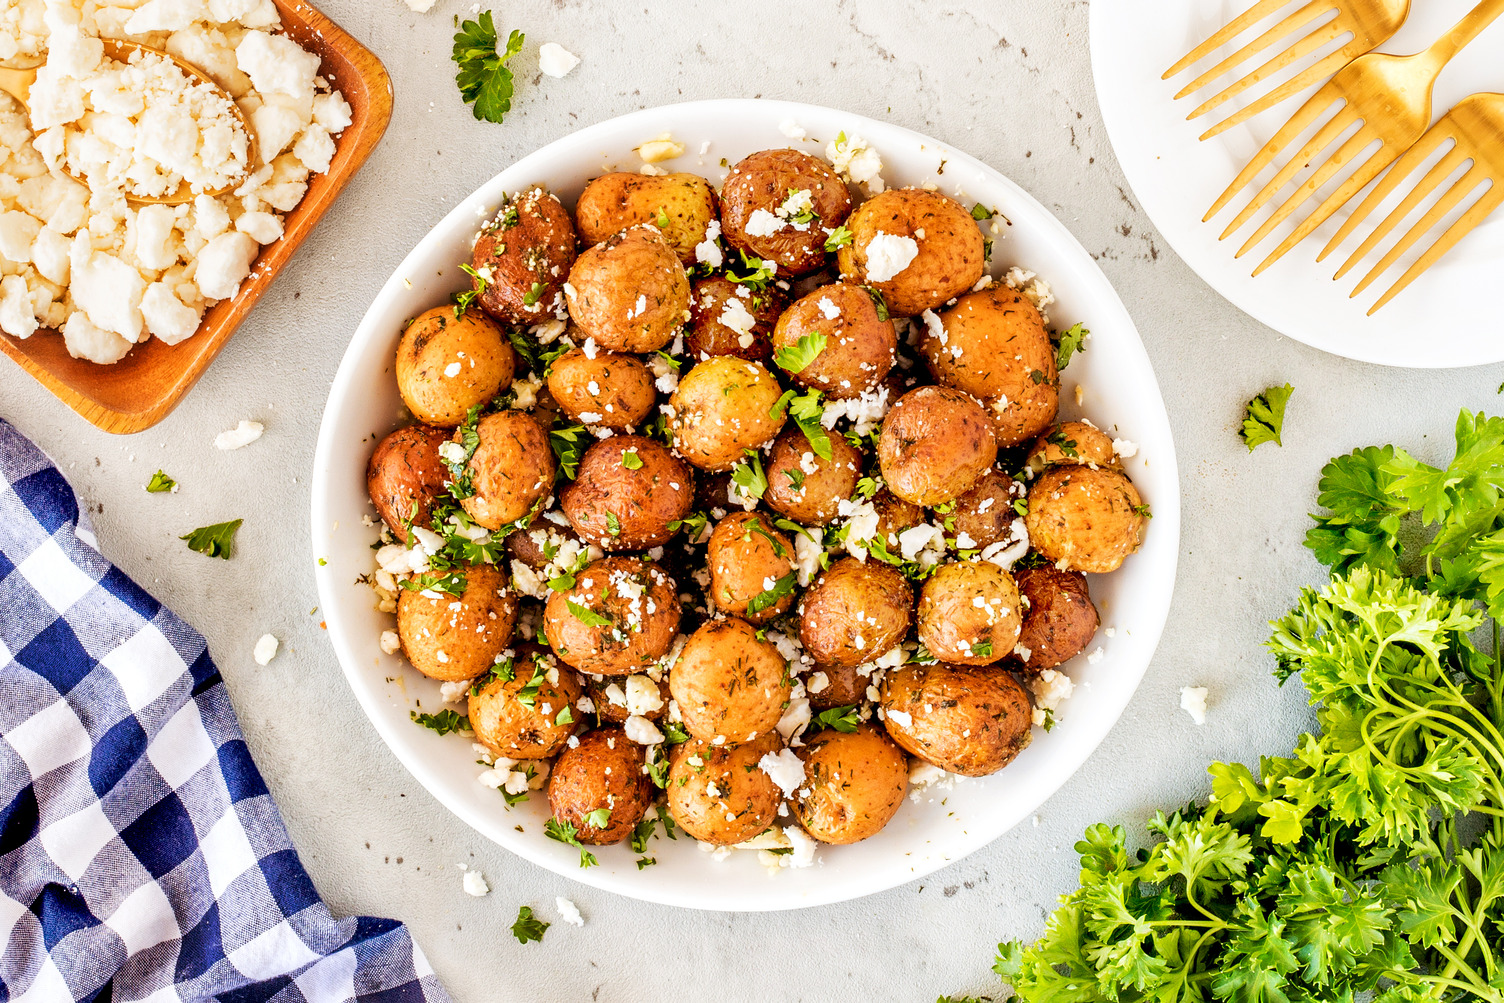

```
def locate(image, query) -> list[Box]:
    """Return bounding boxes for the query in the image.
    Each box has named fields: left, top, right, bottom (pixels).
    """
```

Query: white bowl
left=311, top=99, right=1181, bottom=911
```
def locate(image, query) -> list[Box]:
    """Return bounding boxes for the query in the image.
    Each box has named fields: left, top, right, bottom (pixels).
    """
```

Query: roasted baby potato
left=367, top=423, right=450, bottom=544
left=565, top=225, right=690, bottom=353
left=584, top=671, right=671, bottom=724
left=560, top=436, right=693, bottom=551
left=806, top=662, right=867, bottom=711
left=877, top=385, right=997, bottom=506
left=548, top=726, right=653, bottom=844
left=469, top=645, right=581, bottom=759
left=666, top=733, right=783, bottom=845
left=764, top=425, right=864, bottom=527
left=951, top=468, right=1025, bottom=551
left=1026, top=420, right=1119, bottom=472
left=796, top=723, right=908, bottom=844
left=720, top=149, right=853, bottom=276
left=880, top=663, right=1032, bottom=776
left=668, top=356, right=786, bottom=471
left=707, top=512, right=798, bottom=623
left=1013, top=566, right=1099, bottom=673
left=470, top=186, right=576, bottom=324
left=395, top=306, right=515, bottom=427
left=506, top=520, right=587, bottom=571
left=575, top=172, right=719, bottom=264
left=870, top=487, right=925, bottom=548
left=543, top=556, right=680, bottom=675
left=916, top=561, right=1022, bottom=666
left=798, top=558, right=913, bottom=668
left=772, top=283, right=896, bottom=399
left=685, top=275, right=784, bottom=363
left=547, top=348, right=657, bottom=430
left=670, top=618, right=792, bottom=742
left=1025, top=465, right=1149, bottom=573
left=836, top=188, right=985, bottom=316
left=396, top=563, right=517, bottom=682
left=458, top=411, right=554, bottom=531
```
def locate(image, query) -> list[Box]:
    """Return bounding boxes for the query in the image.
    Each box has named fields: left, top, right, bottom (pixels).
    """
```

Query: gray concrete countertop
left=3, top=2, right=1500, bottom=1000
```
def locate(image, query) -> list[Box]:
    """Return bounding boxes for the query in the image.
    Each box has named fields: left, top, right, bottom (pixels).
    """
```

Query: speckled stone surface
left=3, top=2, right=1502, bottom=1000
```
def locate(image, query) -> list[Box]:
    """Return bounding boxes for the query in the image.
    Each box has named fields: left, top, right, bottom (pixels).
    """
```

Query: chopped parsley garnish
left=774, top=518, right=817, bottom=541
left=772, top=332, right=827, bottom=374
left=770, top=388, right=832, bottom=461
left=854, top=476, right=879, bottom=500
left=566, top=600, right=612, bottom=628
left=180, top=519, right=242, bottom=560
left=451, top=12, right=524, bottom=124
left=726, top=249, right=776, bottom=291
left=783, top=468, right=805, bottom=490
left=654, top=206, right=670, bottom=229
left=583, top=807, right=611, bottom=830
left=453, top=262, right=487, bottom=317
left=812, top=705, right=860, bottom=733
left=606, top=512, right=622, bottom=537
left=443, top=403, right=487, bottom=499
left=470, top=656, right=515, bottom=696
left=510, top=905, right=549, bottom=944
left=970, top=202, right=992, bottom=221
left=861, top=285, right=890, bottom=321
left=746, top=571, right=796, bottom=615
left=1241, top=382, right=1293, bottom=451
left=970, top=639, right=994, bottom=658
left=1012, top=498, right=1028, bottom=517
left=146, top=470, right=176, bottom=493
left=730, top=451, right=769, bottom=500
left=410, top=709, right=469, bottom=735
left=743, top=517, right=788, bottom=557
left=554, top=705, right=574, bottom=726
left=823, top=224, right=853, bottom=251
left=1047, top=430, right=1079, bottom=459
left=636, top=856, right=656, bottom=869
left=667, top=510, right=709, bottom=539
left=1132, top=503, right=1152, bottom=518
left=515, top=657, right=548, bottom=709
left=620, top=449, right=643, bottom=470
left=521, top=280, right=546, bottom=306
left=398, top=569, right=468, bottom=598
left=1053, top=321, right=1088, bottom=370
left=662, top=721, right=690, bottom=745
left=545, top=817, right=598, bottom=868
left=655, top=350, right=682, bottom=372
left=549, top=423, right=589, bottom=480
left=906, top=645, right=938, bottom=664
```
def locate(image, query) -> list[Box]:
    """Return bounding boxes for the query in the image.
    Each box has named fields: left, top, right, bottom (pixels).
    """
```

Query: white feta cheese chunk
left=538, top=42, right=581, bottom=78
left=757, top=748, right=806, bottom=798
left=1180, top=686, right=1209, bottom=726
left=252, top=633, right=278, bottom=665
left=214, top=419, right=264, bottom=450
left=461, top=869, right=488, bottom=896
left=556, top=896, right=585, bottom=926
left=863, top=232, right=919, bottom=283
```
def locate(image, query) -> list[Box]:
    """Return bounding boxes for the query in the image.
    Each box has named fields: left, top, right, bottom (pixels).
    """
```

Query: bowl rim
left=311, top=97, right=1182, bottom=911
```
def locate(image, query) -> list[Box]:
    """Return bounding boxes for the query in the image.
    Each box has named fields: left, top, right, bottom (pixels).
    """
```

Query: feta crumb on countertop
left=538, top=42, right=580, bottom=78
left=215, top=420, right=264, bottom=450
left=252, top=633, right=278, bottom=666
left=556, top=896, right=584, bottom=927
left=1180, top=686, right=1209, bottom=726
left=461, top=869, right=488, bottom=897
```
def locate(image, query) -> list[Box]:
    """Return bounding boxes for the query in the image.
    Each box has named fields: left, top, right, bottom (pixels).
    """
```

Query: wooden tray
left=0, top=1, right=393, bottom=434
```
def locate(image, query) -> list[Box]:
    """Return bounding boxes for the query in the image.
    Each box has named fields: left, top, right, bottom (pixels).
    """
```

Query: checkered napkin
left=0, top=418, right=449, bottom=1003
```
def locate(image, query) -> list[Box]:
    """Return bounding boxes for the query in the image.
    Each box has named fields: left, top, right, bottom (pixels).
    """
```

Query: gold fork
left=1206, top=0, right=1504, bottom=274
left=1318, top=93, right=1504, bottom=313
left=1164, top=0, right=1410, bottom=141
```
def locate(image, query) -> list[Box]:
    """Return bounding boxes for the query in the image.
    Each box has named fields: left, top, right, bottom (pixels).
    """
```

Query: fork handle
left=1426, top=0, right=1504, bottom=67
left=0, top=64, right=35, bottom=106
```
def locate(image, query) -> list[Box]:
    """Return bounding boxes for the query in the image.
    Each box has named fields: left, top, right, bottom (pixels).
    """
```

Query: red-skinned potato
left=560, top=436, right=693, bottom=551
left=367, top=424, right=449, bottom=543
left=548, top=726, right=653, bottom=844
left=470, top=186, right=576, bottom=324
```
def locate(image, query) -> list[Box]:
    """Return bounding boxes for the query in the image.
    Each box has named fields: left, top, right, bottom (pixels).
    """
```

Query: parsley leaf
left=544, top=817, right=598, bottom=868
left=583, top=807, right=611, bottom=830
left=773, top=332, right=827, bottom=374
left=824, top=224, right=853, bottom=251
left=549, top=423, right=588, bottom=481
left=1053, top=322, right=1088, bottom=370
left=812, top=705, right=860, bottom=733
left=620, top=450, right=643, bottom=470
left=146, top=470, right=176, bottom=493
left=410, top=709, right=470, bottom=735
left=746, top=571, right=796, bottom=615
left=510, top=905, right=549, bottom=944
left=451, top=13, right=524, bottom=124
left=180, top=519, right=242, bottom=559
left=1241, top=382, right=1293, bottom=451
left=566, top=600, right=611, bottom=628
left=730, top=450, right=769, bottom=501
left=970, top=202, right=992, bottom=221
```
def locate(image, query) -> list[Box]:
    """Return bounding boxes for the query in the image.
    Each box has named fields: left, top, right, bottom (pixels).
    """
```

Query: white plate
left=1090, top=0, right=1504, bottom=368
left=310, top=99, right=1181, bottom=911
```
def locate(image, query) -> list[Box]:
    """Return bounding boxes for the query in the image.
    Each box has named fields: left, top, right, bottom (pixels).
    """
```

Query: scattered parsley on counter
left=509, top=905, right=549, bottom=945
left=451, top=12, right=524, bottom=124
left=410, top=709, right=469, bottom=736
left=1240, top=381, right=1293, bottom=451
left=145, top=470, right=176, bottom=493
left=180, top=519, right=242, bottom=559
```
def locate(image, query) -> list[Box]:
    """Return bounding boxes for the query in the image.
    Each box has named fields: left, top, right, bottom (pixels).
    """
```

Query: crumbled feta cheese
left=252, top=633, right=278, bottom=665
left=461, top=869, right=488, bottom=896
left=781, top=825, right=817, bottom=868
left=885, top=709, right=912, bottom=729
left=826, top=132, right=884, bottom=192
left=778, top=119, right=806, bottom=140
left=623, top=715, right=664, bottom=745
left=758, top=748, right=806, bottom=798
left=694, top=219, right=723, bottom=268
left=624, top=674, right=664, bottom=716
left=744, top=208, right=784, bottom=238
left=556, top=896, right=584, bottom=926
left=863, top=232, right=919, bottom=283
left=537, top=42, right=580, bottom=78
left=1030, top=668, right=1075, bottom=715
left=380, top=630, right=401, bottom=655
left=1113, top=438, right=1139, bottom=459
left=403, top=0, right=438, bottom=11
left=214, top=419, right=263, bottom=450
left=1180, top=686, right=1209, bottom=726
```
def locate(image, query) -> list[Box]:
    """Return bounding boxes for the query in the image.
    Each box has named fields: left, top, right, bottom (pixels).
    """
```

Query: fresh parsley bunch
left=995, top=409, right=1504, bottom=1003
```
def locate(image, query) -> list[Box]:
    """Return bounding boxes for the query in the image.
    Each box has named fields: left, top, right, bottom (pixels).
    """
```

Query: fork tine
left=1174, top=1, right=1330, bottom=100
left=1205, top=83, right=1344, bottom=221
left=1351, top=164, right=1480, bottom=297
left=1187, top=16, right=1343, bottom=121
left=1217, top=103, right=1356, bottom=238
left=1246, top=126, right=1390, bottom=268
left=1317, top=128, right=1449, bottom=263
left=1367, top=185, right=1504, bottom=313
left=1165, top=0, right=1313, bottom=80
left=1334, top=143, right=1470, bottom=281
left=1197, top=43, right=1358, bottom=140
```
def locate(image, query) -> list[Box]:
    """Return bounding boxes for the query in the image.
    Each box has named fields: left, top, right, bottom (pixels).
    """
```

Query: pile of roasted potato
left=365, top=145, right=1149, bottom=865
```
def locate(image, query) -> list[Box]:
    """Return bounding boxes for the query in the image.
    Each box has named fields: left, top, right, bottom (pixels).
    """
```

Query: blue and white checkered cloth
left=0, top=418, right=449, bottom=1003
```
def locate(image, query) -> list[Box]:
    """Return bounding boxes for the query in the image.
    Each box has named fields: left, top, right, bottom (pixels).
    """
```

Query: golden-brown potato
left=584, top=671, right=671, bottom=723
left=764, top=425, right=863, bottom=527
left=396, top=564, right=517, bottom=681
left=796, top=724, right=908, bottom=844
left=951, top=468, right=1025, bottom=551
left=880, top=663, right=1033, bottom=776
left=870, top=488, right=925, bottom=547
left=685, top=275, right=784, bottom=363
left=546, top=348, right=657, bottom=430
left=877, top=386, right=997, bottom=507
left=575, top=172, right=718, bottom=264
left=668, top=356, right=786, bottom=471
left=707, top=512, right=798, bottom=623
left=543, top=557, right=680, bottom=675
left=806, top=662, right=867, bottom=711
left=720, top=149, right=853, bottom=276
left=565, top=225, right=689, bottom=353
left=469, top=646, right=581, bottom=758
left=772, top=283, right=896, bottom=399
left=916, top=561, right=1022, bottom=666
left=458, top=411, right=555, bottom=531
left=670, top=618, right=791, bottom=742
left=548, top=726, right=653, bottom=844
left=836, top=188, right=985, bottom=316
left=1026, top=420, right=1119, bottom=472
left=395, top=307, right=515, bottom=427
left=1025, top=465, right=1149, bottom=573
left=666, top=733, right=783, bottom=845
left=470, top=186, right=576, bottom=324
left=921, top=286, right=1059, bottom=448
left=1013, top=566, right=1099, bottom=673
left=367, top=424, right=450, bottom=543
left=798, top=558, right=913, bottom=669
left=560, top=436, right=693, bottom=551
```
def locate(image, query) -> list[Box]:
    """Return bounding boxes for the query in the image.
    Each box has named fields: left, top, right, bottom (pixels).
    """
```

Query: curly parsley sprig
left=452, top=13, right=524, bottom=124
